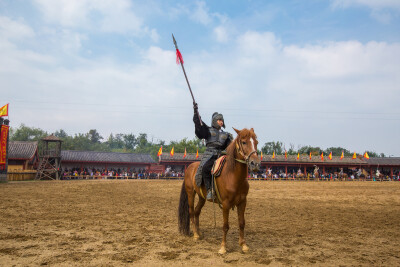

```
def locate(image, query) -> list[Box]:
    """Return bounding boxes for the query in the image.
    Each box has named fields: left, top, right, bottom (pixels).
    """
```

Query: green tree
left=261, top=141, right=284, bottom=154
left=88, top=129, right=103, bottom=144
left=123, top=133, right=137, bottom=150
left=325, top=147, right=351, bottom=156
left=298, top=145, right=322, bottom=155
left=10, top=124, right=47, bottom=141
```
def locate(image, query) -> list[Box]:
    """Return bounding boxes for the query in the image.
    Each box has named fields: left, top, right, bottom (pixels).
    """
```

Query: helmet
left=211, top=112, right=225, bottom=129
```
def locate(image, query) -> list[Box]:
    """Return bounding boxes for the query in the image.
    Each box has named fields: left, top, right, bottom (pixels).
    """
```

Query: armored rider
left=193, top=103, right=233, bottom=200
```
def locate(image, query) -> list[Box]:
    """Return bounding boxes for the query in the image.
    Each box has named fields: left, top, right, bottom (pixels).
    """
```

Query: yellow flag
left=352, top=152, right=357, bottom=159
left=0, top=104, right=8, bottom=117
left=170, top=146, right=174, bottom=157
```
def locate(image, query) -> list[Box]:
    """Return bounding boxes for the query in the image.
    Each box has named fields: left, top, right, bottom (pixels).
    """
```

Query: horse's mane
left=226, top=128, right=255, bottom=170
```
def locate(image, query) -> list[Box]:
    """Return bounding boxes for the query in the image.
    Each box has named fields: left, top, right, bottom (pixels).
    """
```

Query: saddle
left=211, top=155, right=226, bottom=177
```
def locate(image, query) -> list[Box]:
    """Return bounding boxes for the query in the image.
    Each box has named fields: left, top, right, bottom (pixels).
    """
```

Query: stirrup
left=206, top=190, right=214, bottom=200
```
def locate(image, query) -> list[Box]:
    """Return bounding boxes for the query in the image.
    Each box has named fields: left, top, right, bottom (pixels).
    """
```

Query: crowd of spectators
left=62, top=166, right=400, bottom=181
left=62, top=167, right=167, bottom=180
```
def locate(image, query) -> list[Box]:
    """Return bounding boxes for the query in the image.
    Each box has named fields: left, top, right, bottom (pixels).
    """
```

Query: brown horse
left=178, top=128, right=260, bottom=254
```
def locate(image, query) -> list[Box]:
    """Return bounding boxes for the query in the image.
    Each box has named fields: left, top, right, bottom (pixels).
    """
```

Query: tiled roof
left=161, top=153, right=367, bottom=165
left=61, top=150, right=155, bottom=164
left=9, top=141, right=38, bottom=160
left=364, top=157, right=400, bottom=166
left=261, top=155, right=367, bottom=165
left=160, top=153, right=200, bottom=162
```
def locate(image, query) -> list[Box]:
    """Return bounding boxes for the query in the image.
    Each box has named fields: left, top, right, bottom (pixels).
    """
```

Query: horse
left=178, top=128, right=260, bottom=254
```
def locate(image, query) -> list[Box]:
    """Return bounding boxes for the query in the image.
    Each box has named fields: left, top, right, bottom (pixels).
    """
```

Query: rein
left=235, top=140, right=257, bottom=165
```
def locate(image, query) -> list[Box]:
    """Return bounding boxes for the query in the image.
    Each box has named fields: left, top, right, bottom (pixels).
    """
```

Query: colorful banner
left=0, top=104, right=8, bottom=117
left=0, top=125, right=9, bottom=164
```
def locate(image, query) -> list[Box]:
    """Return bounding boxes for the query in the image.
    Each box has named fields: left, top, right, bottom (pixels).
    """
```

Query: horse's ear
left=232, top=127, right=240, bottom=134
left=250, top=128, right=254, bottom=133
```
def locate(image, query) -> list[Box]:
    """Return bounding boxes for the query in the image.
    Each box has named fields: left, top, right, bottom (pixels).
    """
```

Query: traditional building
left=8, top=141, right=39, bottom=171
left=61, top=150, right=156, bottom=172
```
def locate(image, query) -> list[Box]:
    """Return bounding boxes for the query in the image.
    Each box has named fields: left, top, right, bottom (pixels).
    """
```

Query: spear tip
left=172, top=33, right=178, bottom=49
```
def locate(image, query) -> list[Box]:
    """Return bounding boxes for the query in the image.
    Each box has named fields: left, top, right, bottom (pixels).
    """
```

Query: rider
left=193, top=103, right=233, bottom=200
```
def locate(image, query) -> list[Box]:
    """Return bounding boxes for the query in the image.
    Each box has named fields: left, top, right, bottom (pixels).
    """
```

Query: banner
left=0, top=104, right=8, bottom=117
left=0, top=125, right=9, bottom=165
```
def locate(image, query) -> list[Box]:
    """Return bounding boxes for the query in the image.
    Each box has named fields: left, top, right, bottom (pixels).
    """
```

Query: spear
left=172, top=34, right=202, bottom=125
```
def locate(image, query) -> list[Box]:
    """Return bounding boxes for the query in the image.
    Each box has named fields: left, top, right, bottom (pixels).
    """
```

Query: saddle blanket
left=211, top=155, right=226, bottom=177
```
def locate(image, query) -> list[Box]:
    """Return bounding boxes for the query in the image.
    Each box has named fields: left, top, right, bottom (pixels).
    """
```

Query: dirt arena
left=0, top=180, right=399, bottom=266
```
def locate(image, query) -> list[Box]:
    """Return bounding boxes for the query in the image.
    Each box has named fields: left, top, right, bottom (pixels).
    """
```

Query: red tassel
left=176, top=49, right=184, bottom=65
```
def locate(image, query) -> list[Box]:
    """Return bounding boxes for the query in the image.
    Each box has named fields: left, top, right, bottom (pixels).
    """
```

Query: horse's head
left=233, top=127, right=261, bottom=172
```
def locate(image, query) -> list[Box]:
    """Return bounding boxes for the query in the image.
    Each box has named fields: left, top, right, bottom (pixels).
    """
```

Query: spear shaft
left=172, top=34, right=202, bottom=125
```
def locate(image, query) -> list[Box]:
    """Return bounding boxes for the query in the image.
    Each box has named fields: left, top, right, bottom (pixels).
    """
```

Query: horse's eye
left=242, top=141, right=246, bottom=145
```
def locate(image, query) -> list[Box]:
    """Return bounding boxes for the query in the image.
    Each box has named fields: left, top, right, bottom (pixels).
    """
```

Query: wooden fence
left=7, top=171, right=37, bottom=181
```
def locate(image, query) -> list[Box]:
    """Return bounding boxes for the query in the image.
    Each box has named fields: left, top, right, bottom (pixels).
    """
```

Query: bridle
left=235, top=139, right=258, bottom=165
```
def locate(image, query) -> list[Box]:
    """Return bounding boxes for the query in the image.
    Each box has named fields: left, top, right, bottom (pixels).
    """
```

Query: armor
left=193, top=108, right=233, bottom=188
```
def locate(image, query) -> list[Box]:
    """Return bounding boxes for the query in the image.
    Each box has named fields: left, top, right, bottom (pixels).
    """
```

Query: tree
left=88, top=129, right=103, bottom=144
left=10, top=124, right=47, bottom=141
left=325, top=147, right=351, bottom=156
left=261, top=141, right=284, bottom=154
left=123, top=133, right=137, bottom=150
left=298, top=145, right=322, bottom=155
left=55, top=129, right=68, bottom=139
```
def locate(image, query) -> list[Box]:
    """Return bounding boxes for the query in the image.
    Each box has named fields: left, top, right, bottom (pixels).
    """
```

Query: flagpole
left=172, top=34, right=202, bottom=125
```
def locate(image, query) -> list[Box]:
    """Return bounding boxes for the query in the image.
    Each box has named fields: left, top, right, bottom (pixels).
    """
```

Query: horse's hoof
left=218, top=247, right=227, bottom=255
left=193, top=233, right=200, bottom=241
left=242, top=244, right=249, bottom=253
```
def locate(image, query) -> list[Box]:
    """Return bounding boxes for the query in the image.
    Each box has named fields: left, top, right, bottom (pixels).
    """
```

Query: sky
left=1, top=0, right=400, bottom=156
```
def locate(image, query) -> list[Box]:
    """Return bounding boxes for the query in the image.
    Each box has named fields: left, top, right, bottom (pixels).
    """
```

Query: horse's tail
left=178, top=180, right=190, bottom=236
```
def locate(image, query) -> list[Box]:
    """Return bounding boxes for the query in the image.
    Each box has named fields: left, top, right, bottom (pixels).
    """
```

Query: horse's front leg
left=237, top=199, right=249, bottom=253
left=219, top=204, right=230, bottom=255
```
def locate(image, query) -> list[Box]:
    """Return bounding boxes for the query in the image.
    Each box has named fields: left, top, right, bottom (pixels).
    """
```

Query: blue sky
left=1, top=0, right=400, bottom=155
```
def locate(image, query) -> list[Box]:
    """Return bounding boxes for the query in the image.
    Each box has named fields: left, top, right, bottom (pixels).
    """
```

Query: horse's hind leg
left=187, top=189, right=201, bottom=240
left=237, top=200, right=249, bottom=253
left=194, top=195, right=206, bottom=239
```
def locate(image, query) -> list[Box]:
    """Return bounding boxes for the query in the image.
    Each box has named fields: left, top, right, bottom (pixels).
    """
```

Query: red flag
left=157, top=146, right=162, bottom=157
left=176, top=49, right=184, bottom=65
left=0, top=104, right=8, bottom=117
left=309, top=151, right=312, bottom=160
left=285, top=150, right=287, bottom=159
left=0, top=125, right=9, bottom=164
left=340, top=151, right=344, bottom=160
left=170, top=147, right=174, bottom=157
left=196, top=149, right=199, bottom=159
left=183, top=148, right=187, bottom=158
left=329, top=152, right=332, bottom=160
left=321, top=152, right=324, bottom=161
left=364, top=152, right=369, bottom=159
left=272, top=151, right=275, bottom=159
left=352, top=152, right=357, bottom=159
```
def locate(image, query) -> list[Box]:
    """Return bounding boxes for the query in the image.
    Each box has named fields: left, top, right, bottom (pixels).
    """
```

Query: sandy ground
left=0, top=180, right=399, bottom=266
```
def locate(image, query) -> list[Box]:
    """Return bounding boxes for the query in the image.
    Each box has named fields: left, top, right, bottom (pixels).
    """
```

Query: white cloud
left=191, top=1, right=212, bottom=25
left=0, top=16, right=35, bottom=40
left=33, top=0, right=150, bottom=35
left=213, top=26, right=229, bottom=43
left=331, top=0, right=400, bottom=23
